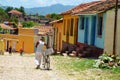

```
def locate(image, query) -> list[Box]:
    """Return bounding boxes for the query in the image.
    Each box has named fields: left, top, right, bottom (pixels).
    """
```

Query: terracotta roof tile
left=8, top=10, right=22, bottom=15
left=0, top=24, right=17, bottom=30
left=74, top=0, right=120, bottom=15
left=34, top=26, right=53, bottom=35
left=50, top=18, right=63, bottom=24
left=60, top=1, right=103, bottom=15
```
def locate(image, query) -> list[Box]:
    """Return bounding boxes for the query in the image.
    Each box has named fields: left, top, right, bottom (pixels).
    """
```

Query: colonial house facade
left=0, top=23, right=53, bottom=53
left=50, top=18, right=63, bottom=51
left=74, top=0, right=120, bottom=57
left=60, top=1, right=103, bottom=55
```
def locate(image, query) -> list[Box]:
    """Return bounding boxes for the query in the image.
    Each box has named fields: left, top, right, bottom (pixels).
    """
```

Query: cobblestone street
left=0, top=52, right=73, bottom=80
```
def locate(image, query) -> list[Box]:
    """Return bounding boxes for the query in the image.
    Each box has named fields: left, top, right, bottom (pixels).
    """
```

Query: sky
left=0, top=0, right=98, bottom=8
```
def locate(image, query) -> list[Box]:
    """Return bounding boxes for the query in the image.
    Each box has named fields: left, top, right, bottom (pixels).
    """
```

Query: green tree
left=0, top=8, right=9, bottom=22
left=22, top=21, right=37, bottom=28
left=5, top=6, right=25, bottom=15
left=19, top=6, right=25, bottom=15
left=46, top=13, right=62, bottom=20
left=38, top=15, right=45, bottom=18
left=14, top=7, right=20, bottom=12
left=14, top=6, right=25, bottom=15
left=5, top=6, right=13, bottom=13
left=9, top=17, right=18, bottom=24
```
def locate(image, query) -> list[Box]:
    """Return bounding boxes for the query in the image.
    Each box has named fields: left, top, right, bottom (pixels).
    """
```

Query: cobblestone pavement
left=0, top=52, right=74, bottom=80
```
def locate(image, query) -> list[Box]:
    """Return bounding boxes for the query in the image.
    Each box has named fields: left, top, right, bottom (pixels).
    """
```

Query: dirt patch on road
left=0, top=53, right=75, bottom=80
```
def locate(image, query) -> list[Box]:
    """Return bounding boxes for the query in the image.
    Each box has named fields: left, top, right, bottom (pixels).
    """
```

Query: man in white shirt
left=35, top=37, right=46, bottom=69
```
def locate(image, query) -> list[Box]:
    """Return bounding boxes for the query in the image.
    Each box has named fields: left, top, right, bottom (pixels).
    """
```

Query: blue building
left=73, top=0, right=120, bottom=57
left=77, top=14, right=106, bottom=49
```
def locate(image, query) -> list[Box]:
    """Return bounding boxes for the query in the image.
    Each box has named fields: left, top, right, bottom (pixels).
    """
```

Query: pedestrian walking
left=19, top=47, right=24, bottom=56
left=35, top=37, right=46, bottom=69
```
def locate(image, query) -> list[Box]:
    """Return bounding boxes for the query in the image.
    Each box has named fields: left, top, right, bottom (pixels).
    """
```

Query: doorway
left=84, top=17, right=89, bottom=44
left=91, top=16, right=96, bottom=45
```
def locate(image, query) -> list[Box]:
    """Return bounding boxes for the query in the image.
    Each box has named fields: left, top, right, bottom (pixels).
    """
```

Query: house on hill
left=24, top=15, right=53, bottom=26
left=8, top=10, right=23, bottom=22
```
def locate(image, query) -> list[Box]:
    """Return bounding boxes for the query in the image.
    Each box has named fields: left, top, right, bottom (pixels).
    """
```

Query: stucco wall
left=77, top=18, right=85, bottom=43
left=62, top=15, right=78, bottom=44
left=78, top=15, right=93, bottom=45
left=0, top=28, right=35, bottom=53
left=19, top=35, right=34, bottom=53
left=0, top=34, right=19, bottom=51
left=104, top=9, right=120, bottom=56
left=78, top=15, right=90, bottom=43
left=0, top=39, right=4, bottom=53
left=19, top=28, right=35, bottom=35
left=53, top=21, right=63, bottom=51
left=78, top=14, right=106, bottom=49
left=58, top=22, right=63, bottom=51
left=116, top=9, right=120, bottom=56
left=95, top=13, right=106, bottom=49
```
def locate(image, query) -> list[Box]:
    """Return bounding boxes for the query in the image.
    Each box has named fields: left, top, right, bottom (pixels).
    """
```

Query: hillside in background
left=0, top=4, right=74, bottom=15
left=25, top=4, right=74, bottom=15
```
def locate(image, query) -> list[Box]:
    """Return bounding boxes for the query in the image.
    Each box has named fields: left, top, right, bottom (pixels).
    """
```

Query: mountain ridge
left=25, top=4, right=74, bottom=15
left=0, top=4, right=74, bottom=15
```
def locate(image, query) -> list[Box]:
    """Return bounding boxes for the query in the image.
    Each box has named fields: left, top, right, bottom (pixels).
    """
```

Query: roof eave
left=73, top=10, right=105, bottom=16
left=74, top=13, right=97, bottom=16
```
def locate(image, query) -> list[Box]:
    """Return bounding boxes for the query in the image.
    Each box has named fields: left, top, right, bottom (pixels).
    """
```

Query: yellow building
left=17, top=28, right=37, bottom=53
left=59, top=1, right=103, bottom=55
left=0, top=22, right=54, bottom=54
left=61, top=6, right=79, bottom=53
left=50, top=18, right=63, bottom=51
left=0, top=27, right=38, bottom=53
left=0, top=38, right=4, bottom=55
left=62, top=15, right=78, bottom=45
left=60, top=1, right=101, bottom=46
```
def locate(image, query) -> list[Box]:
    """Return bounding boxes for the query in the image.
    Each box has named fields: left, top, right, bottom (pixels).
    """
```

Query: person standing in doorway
left=35, top=37, right=46, bottom=69
left=9, top=46, right=12, bottom=55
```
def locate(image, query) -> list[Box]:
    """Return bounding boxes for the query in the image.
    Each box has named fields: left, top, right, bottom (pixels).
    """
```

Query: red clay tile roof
left=0, top=24, right=17, bottom=30
left=34, top=26, right=54, bottom=35
left=8, top=10, right=22, bottom=15
left=60, top=1, right=103, bottom=15
left=74, top=0, right=120, bottom=15
left=50, top=18, right=63, bottom=24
